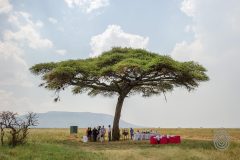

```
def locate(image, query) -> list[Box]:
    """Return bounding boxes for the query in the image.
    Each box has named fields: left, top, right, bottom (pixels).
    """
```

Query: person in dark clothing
left=92, top=127, right=98, bottom=142
left=87, top=127, right=92, bottom=141
left=86, top=127, right=89, bottom=136
left=130, top=128, right=134, bottom=140
left=97, top=126, right=101, bottom=141
left=108, top=125, right=112, bottom=141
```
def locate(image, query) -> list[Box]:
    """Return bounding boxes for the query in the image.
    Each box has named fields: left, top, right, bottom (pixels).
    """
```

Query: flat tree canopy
left=30, top=47, right=209, bottom=140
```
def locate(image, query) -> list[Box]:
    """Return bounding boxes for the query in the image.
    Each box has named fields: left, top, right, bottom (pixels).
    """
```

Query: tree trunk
left=112, top=95, right=125, bottom=141
left=0, top=127, right=4, bottom=145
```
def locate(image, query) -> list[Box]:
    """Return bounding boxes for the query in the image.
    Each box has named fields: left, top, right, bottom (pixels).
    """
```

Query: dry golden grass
left=0, top=128, right=240, bottom=160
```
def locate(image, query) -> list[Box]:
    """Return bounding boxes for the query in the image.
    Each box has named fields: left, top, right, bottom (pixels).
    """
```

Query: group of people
left=86, top=126, right=136, bottom=142
left=122, top=128, right=135, bottom=140
left=136, top=129, right=155, bottom=134
left=86, top=125, right=112, bottom=142
left=133, top=129, right=161, bottom=141
left=85, top=127, right=162, bottom=142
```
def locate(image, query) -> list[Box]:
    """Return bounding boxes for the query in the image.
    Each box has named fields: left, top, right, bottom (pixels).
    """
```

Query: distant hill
left=31, top=111, right=143, bottom=128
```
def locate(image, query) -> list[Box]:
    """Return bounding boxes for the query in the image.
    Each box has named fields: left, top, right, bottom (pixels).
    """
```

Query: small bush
left=0, top=111, right=38, bottom=147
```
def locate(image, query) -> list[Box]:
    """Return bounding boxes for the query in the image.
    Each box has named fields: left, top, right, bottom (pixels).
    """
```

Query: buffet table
left=150, top=135, right=181, bottom=144
left=133, top=133, right=160, bottom=141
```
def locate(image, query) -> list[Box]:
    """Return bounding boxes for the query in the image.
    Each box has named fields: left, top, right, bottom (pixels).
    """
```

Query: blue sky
left=0, top=0, right=239, bottom=128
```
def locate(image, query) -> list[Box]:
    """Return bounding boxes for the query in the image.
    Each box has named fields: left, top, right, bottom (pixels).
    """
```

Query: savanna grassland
left=0, top=128, right=240, bottom=160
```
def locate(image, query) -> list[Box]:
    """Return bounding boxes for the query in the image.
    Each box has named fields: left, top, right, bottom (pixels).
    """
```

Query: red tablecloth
left=160, top=136, right=168, bottom=144
left=149, top=135, right=181, bottom=144
left=168, top=136, right=181, bottom=143
left=150, top=136, right=158, bottom=144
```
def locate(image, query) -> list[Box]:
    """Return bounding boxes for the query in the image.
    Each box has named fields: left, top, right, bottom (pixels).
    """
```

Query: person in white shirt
left=155, top=135, right=160, bottom=144
left=100, top=125, right=106, bottom=142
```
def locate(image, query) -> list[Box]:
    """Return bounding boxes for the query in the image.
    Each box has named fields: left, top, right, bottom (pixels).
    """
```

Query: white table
left=133, top=133, right=160, bottom=141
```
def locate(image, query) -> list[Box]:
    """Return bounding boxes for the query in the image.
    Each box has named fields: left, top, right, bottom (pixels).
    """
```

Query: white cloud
left=48, top=17, right=58, bottom=24
left=64, top=0, right=109, bottom=13
left=0, top=41, right=32, bottom=87
left=8, top=12, right=40, bottom=28
left=0, top=41, right=25, bottom=66
left=170, top=0, right=240, bottom=127
left=171, top=39, right=203, bottom=61
left=180, top=0, right=196, bottom=17
left=90, top=25, right=149, bottom=57
left=56, top=49, right=67, bottom=55
left=4, top=12, right=53, bottom=49
left=0, top=89, right=32, bottom=114
left=35, top=20, right=44, bottom=27
left=4, top=26, right=53, bottom=49
left=0, top=3, right=53, bottom=87
left=184, top=24, right=195, bottom=33
left=0, top=0, right=12, bottom=14
left=172, top=0, right=240, bottom=62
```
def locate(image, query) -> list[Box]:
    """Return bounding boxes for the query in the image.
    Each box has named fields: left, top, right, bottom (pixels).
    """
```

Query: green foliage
left=30, top=47, right=209, bottom=99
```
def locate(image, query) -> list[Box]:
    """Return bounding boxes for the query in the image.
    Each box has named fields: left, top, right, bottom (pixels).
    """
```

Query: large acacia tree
left=30, top=47, right=209, bottom=140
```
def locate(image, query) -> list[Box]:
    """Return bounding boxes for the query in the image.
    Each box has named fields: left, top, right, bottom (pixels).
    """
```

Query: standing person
left=100, top=126, right=106, bottom=142
left=155, top=134, right=160, bottom=144
left=130, top=128, right=134, bottom=140
left=136, top=130, right=140, bottom=140
left=97, top=126, right=101, bottom=141
left=122, top=128, right=129, bottom=140
left=92, top=127, right=98, bottom=142
left=108, top=125, right=112, bottom=141
left=87, top=127, right=92, bottom=141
